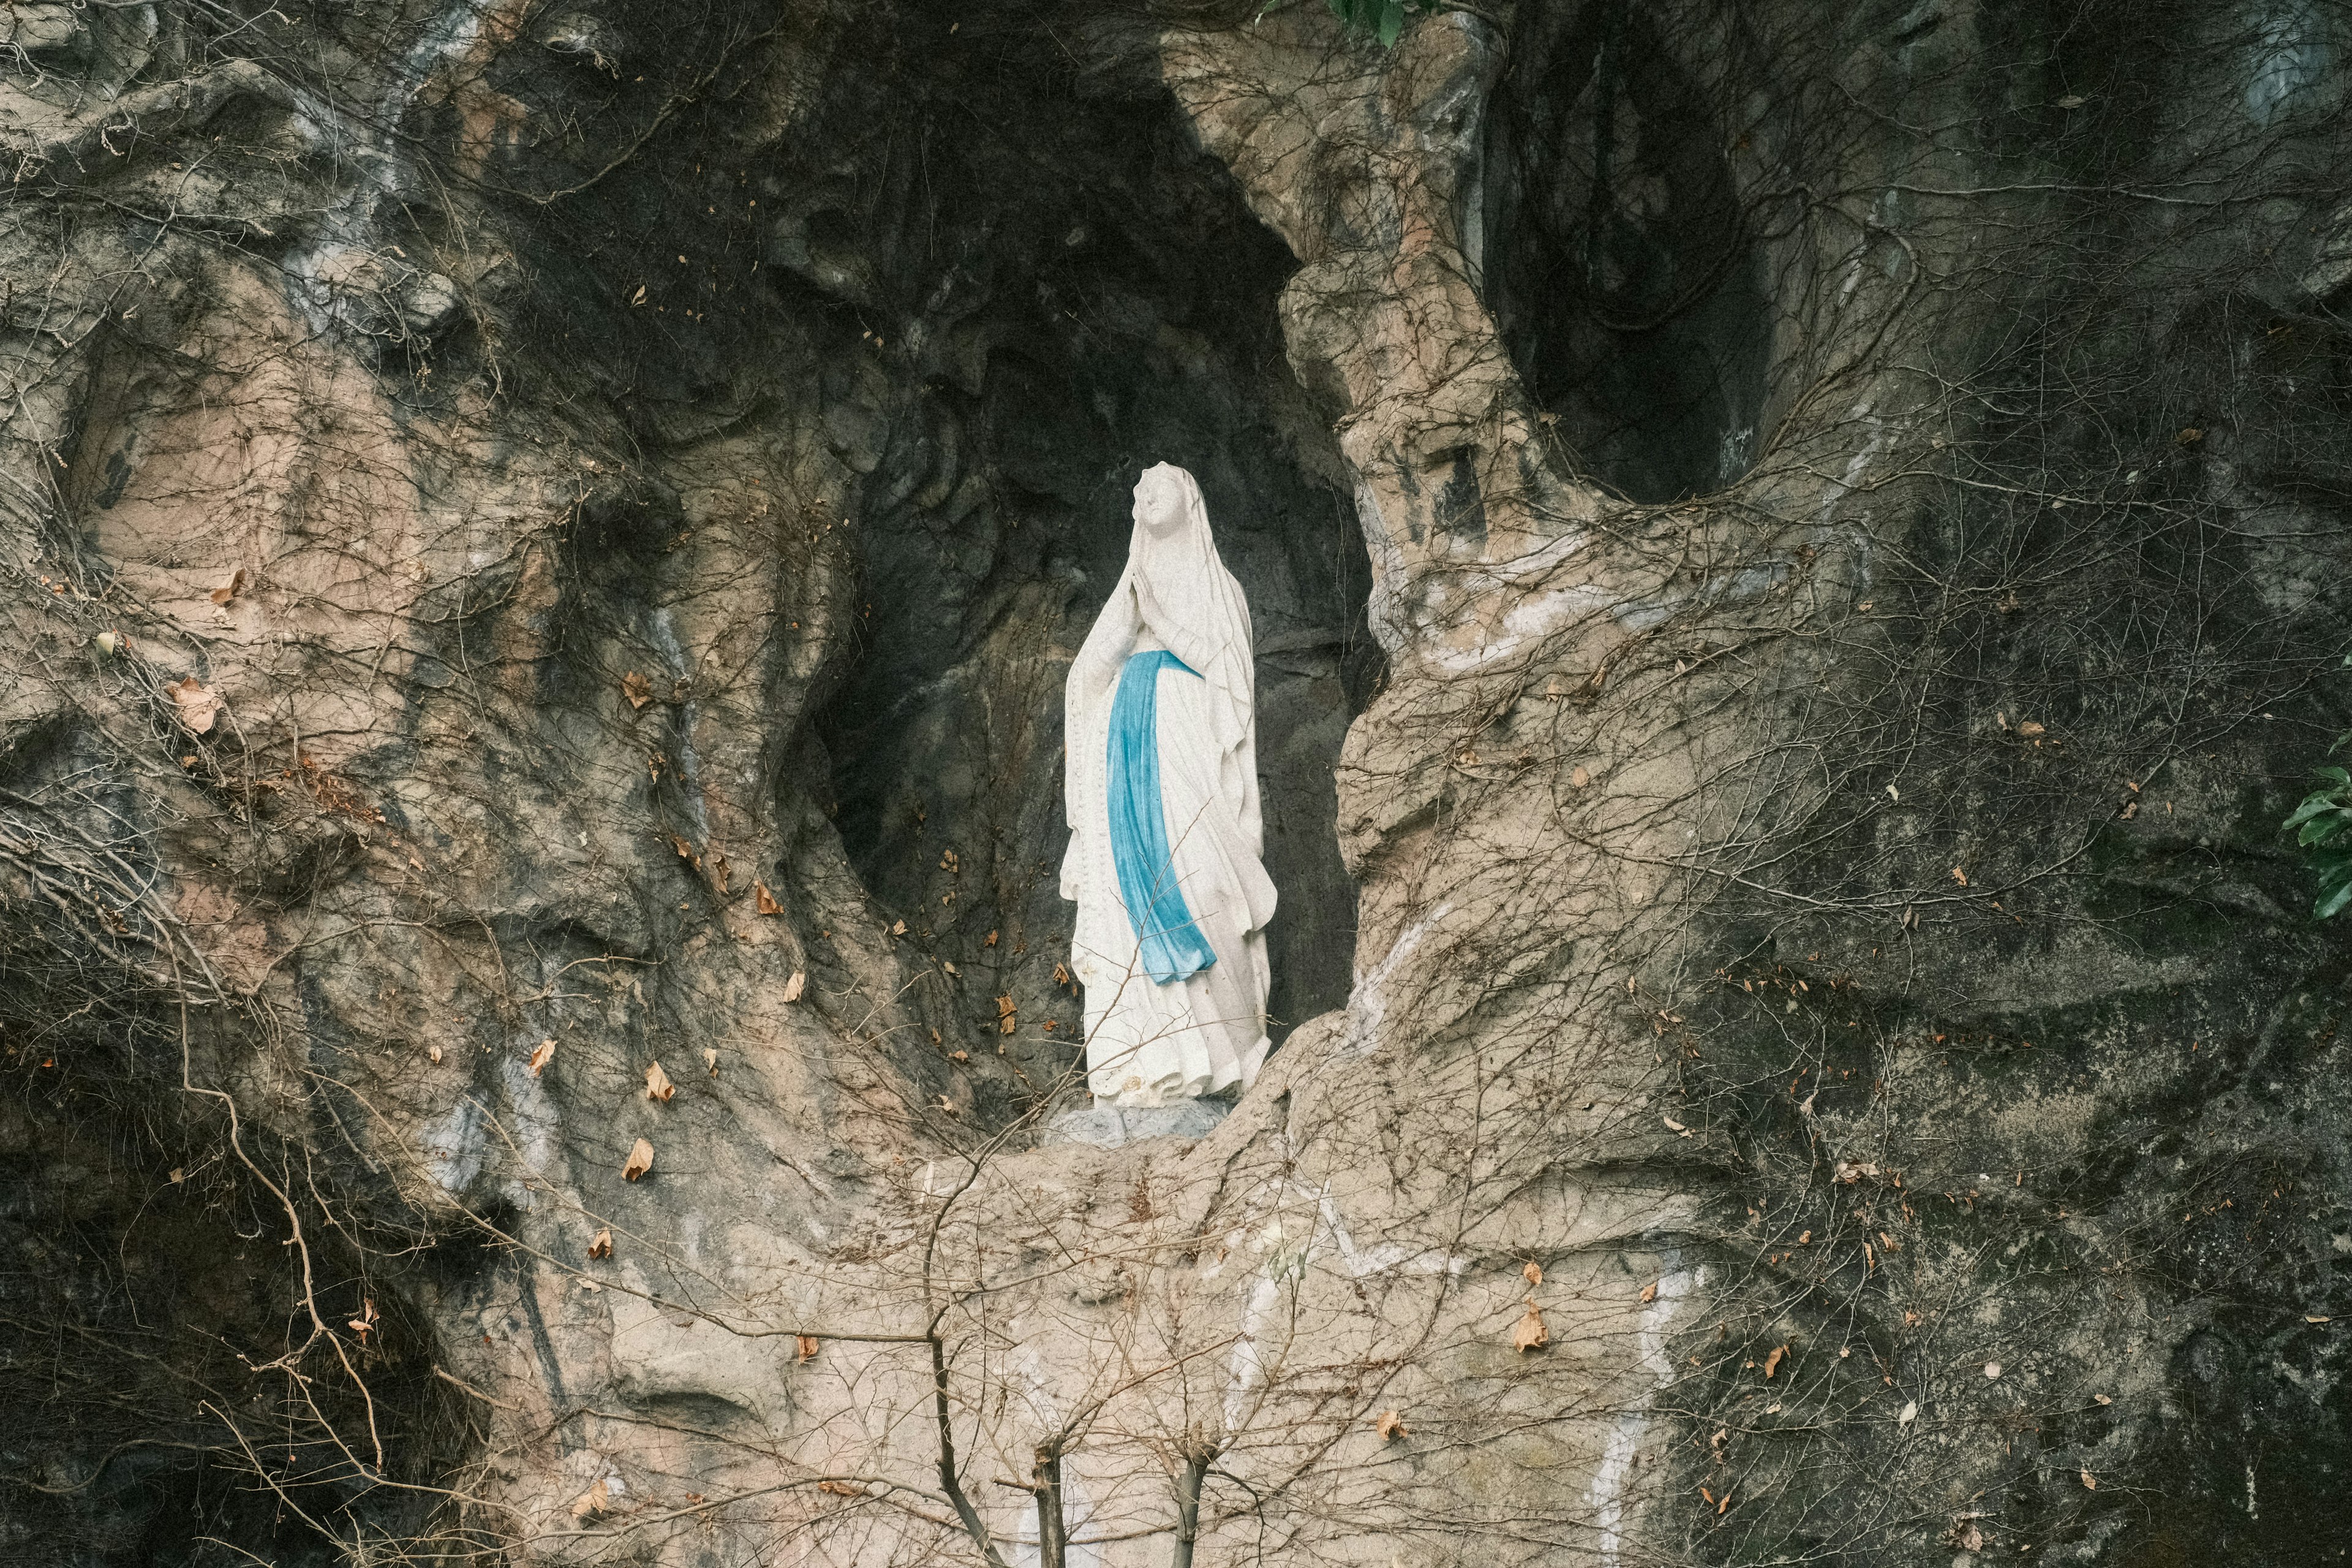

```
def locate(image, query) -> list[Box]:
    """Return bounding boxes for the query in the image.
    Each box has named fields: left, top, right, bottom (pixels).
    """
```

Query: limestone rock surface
left=3, top=4, right=2349, bottom=1566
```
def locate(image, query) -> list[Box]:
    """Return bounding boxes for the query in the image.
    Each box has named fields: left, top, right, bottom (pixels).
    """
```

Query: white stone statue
left=1060, top=463, right=1275, bottom=1114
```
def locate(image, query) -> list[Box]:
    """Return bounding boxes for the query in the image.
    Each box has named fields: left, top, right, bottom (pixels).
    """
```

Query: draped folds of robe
left=1061, top=464, right=1276, bottom=1107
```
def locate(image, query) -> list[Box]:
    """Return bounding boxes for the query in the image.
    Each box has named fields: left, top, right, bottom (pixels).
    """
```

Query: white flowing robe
left=1061, top=466, right=1276, bottom=1107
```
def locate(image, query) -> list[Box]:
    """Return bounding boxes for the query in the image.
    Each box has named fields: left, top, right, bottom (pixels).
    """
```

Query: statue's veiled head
left=1133, top=462, right=1195, bottom=540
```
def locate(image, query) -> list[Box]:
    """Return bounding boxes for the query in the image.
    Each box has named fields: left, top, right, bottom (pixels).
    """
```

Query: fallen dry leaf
left=984, top=929, right=999, bottom=947
left=622, top=671, right=652, bottom=710
left=1512, top=1300, right=1549, bottom=1352
left=588, top=1227, right=612, bottom=1260
left=1950, top=866, right=1969, bottom=886
left=2080, top=1469, right=2097, bottom=1490
left=571, top=1479, right=609, bottom=1518
left=889, top=919, right=907, bottom=937
left=816, top=1479, right=862, bottom=1498
left=644, top=1060, right=675, bottom=1102
left=1763, top=1344, right=1786, bottom=1379
left=1570, top=764, right=1590, bottom=788
left=997, top=995, right=1017, bottom=1034
left=347, top=1298, right=378, bottom=1339
left=623, top=1137, right=654, bottom=1182
left=1054, top=962, right=1072, bottom=988
left=782, top=970, right=805, bottom=1003
left=209, top=567, right=247, bottom=606
left=796, top=1333, right=819, bottom=1363
left=703, top=1047, right=718, bottom=1076
left=755, top=881, right=783, bottom=915
left=2018, top=720, right=2046, bottom=737
left=1522, top=1259, right=1544, bottom=1287
left=529, top=1038, right=556, bottom=1076
left=1662, top=1114, right=1692, bottom=1137
left=166, top=676, right=221, bottom=734
left=428, top=1043, right=443, bottom=1065
left=1376, top=1408, right=1408, bottom=1441
left=1640, top=1281, right=1659, bottom=1304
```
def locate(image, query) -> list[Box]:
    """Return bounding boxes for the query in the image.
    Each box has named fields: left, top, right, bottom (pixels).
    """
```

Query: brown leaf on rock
left=1375, top=1408, right=1408, bottom=1441
left=796, top=1333, right=819, bottom=1363
left=1764, top=1344, right=1787, bottom=1379
left=644, top=1061, right=674, bottom=1102
left=2079, top=1469, right=2097, bottom=1490
left=166, top=676, right=221, bottom=734
left=2017, top=720, right=2046, bottom=737
left=1054, top=962, right=1072, bottom=988
left=1521, top=1260, right=1543, bottom=1287
left=782, top=970, right=805, bottom=1003
left=588, top=1227, right=612, bottom=1260
left=1640, top=1281, right=1659, bottom=1304
left=703, top=1047, right=718, bottom=1076
left=1512, top=1300, right=1549, bottom=1352
left=755, top=881, right=783, bottom=915
left=623, top=1137, right=654, bottom=1181
left=984, top=929, right=998, bottom=947
left=1570, top=765, right=1590, bottom=788
left=571, top=1479, right=609, bottom=1518
left=209, top=567, right=247, bottom=606
left=622, top=671, right=652, bottom=710
left=996, top=995, right=1017, bottom=1034
left=529, top=1038, right=556, bottom=1075
left=816, top=1479, right=862, bottom=1497
left=1950, top=867, right=1969, bottom=886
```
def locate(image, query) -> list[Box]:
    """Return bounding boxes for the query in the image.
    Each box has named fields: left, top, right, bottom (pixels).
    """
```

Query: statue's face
left=1134, top=467, right=1188, bottom=537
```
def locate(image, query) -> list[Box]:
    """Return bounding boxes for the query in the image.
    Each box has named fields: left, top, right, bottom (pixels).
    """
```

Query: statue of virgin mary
left=1061, top=464, right=1275, bottom=1114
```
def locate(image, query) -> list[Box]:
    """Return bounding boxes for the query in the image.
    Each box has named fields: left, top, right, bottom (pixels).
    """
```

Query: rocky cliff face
left=4, top=2, right=2350, bottom=1566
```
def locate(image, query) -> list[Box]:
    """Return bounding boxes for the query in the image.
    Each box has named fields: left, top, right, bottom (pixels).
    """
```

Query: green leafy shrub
left=2286, top=760, right=2352, bottom=919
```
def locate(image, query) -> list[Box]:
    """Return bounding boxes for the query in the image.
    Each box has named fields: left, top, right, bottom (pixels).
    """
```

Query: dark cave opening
left=799, top=38, right=1379, bottom=1085
left=1482, top=0, right=1771, bottom=504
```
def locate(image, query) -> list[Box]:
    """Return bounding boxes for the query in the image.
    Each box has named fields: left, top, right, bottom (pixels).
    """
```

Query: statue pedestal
left=1044, top=1097, right=1230, bottom=1148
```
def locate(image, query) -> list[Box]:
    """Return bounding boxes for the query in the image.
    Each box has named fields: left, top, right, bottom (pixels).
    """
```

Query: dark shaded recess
left=1483, top=0, right=1768, bottom=502
left=0, top=1061, right=467, bottom=1568
left=780, top=25, right=1379, bottom=1055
